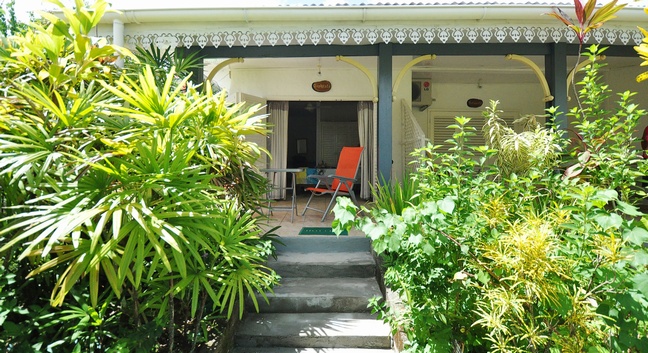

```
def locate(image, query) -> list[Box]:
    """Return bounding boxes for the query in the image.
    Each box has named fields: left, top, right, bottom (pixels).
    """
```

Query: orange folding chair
left=301, top=146, right=364, bottom=222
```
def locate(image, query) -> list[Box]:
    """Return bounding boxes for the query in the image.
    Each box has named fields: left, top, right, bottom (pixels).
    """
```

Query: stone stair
left=231, top=236, right=393, bottom=353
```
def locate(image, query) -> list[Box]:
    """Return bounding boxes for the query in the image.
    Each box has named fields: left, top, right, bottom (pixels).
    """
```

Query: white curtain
left=267, top=101, right=289, bottom=199
left=357, top=101, right=376, bottom=200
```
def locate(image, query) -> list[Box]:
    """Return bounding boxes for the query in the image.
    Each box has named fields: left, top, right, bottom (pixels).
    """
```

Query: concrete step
left=232, top=348, right=394, bottom=353
left=268, top=251, right=376, bottom=278
left=255, top=277, right=381, bottom=313
left=275, top=236, right=373, bottom=254
left=235, top=312, right=392, bottom=349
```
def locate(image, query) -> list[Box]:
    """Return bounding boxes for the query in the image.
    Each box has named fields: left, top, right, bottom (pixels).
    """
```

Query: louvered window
left=427, top=111, right=518, bottom=154
left=319, top=121, right=360, bottom=167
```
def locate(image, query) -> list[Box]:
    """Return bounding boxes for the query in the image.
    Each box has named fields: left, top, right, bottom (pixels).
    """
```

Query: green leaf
left=624, top=227, right=648, bottom=246
left=631, top=250, right=648, bottom=267
left=437, top=197, right=455, bottom=214
left=593, top=213, right=622, bottom=230
left=402, top=207, right=417, bottom=223
left=617, top=200, right=643, bottom=216
left=101, top=258, right=121, bottom=299
left=554, top=292, right=573, bottom=316
left=422, top=241, right=435, bottom=255
left=633, top=272, right=648, bottom=298
left=373, top=239, right=388, bottom=255
left=476, top=270, right=490, bottom=285
left=365, top=223, right=388, bottom=241
left=593, top=189, right=618, bottom=202
left=332, top=198, right=357, bottom=230
left=420, top=201, right=438, bottom=216
left=409, top=233, right=424, bottom=246
left=387, top=233, right=401, bottom=252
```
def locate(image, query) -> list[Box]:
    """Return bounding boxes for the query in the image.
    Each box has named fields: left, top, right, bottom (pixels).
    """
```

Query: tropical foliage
left=334, top=45, right=648, bottom=352
left=0, top=0, right=26, bottom=37
left=547, top=0, right=627, bottom=112
left=546, top=0, right=626, bottom=44
left=634, top=7, right=648, bottom=82
left=0, top=1, right=277, bottom=352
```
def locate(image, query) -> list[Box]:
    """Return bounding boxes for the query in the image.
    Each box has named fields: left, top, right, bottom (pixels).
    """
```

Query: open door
left=235, top=92, right=268, bottom=171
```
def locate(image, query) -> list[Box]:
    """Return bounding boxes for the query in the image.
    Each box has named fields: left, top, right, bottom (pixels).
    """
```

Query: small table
left=261, top=168, right=303, bottom=222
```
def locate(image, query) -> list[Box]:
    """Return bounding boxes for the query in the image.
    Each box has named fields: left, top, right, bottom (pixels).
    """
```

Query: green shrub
left=0, top=1, right=277, bottom=351
left=334, top=45, right=648, bottom=352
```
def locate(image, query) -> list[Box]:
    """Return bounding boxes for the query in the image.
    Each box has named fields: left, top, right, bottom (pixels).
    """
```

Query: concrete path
left=231, top=236, right=393, bottom=353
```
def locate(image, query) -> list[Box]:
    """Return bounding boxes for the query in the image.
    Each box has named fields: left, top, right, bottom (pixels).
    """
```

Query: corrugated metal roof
left=280, top=1, right=644, bottom=7
left=300, top=2, right=570, bottom=5
left=102, top=0, right=647, bottom=11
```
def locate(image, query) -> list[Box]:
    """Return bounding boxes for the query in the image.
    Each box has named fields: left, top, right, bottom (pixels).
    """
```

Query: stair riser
left=232, top=348, right=395, bottom=353
left=233, top=235, right=392, bottom=352
left=235, top=336, right=391, bottom=349
left=276, top=237, right=372, bottom=253
left=272, top=264, right=376, bottom=278
left=256, top=296, right=371, bottom=313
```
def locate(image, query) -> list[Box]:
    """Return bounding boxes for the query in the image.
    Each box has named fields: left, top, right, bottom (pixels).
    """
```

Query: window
left=428, top=110, right=518, bottom=153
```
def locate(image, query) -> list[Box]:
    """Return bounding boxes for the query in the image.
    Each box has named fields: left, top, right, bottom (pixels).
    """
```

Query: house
left=95, top=0, right=648, bottom=198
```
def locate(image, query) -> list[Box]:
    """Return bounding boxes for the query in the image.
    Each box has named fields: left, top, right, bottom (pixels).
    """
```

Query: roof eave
left=95, top=5, right=645, bottom=26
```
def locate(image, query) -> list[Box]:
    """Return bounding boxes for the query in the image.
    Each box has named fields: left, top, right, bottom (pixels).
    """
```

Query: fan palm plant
left=130, top=44, right=204, bottom=87
left=0, top=1, right=276, bottom=351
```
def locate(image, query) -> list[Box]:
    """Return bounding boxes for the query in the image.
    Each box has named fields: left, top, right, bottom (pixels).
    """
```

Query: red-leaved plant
left=546, top=0, right=626, bottom=44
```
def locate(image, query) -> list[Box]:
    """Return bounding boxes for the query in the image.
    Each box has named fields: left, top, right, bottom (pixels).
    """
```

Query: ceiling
left=205, top=55, right=644, bottom=85
left=412, top=55, right=543, bottom=84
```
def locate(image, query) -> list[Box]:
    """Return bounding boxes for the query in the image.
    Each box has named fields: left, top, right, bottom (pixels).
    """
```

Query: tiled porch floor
left=257, top=193, right=368, bottom=237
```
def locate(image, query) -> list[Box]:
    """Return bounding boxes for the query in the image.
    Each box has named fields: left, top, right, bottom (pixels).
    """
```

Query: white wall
left=566, top=60, right=648, bottom=151
left=212, top=56, right=648, bottom=179
left=215, top=58, right=550, bottom=179
left=391, top=57, right=415, bottom=179
left=604, top=63, right=648, bottom=146
left=222, top=58, right=414, bottom=178
left=413, top=82, right=546, bottom=133
left=228, top=67, right=375, bottom=101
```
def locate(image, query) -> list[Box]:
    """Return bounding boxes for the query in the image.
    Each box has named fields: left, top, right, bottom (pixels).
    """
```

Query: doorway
left=286, top=101, right=359, bottom=170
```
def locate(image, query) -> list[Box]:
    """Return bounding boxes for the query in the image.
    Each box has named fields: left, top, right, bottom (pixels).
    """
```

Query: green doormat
left=299, top=227, right=348, bottom=236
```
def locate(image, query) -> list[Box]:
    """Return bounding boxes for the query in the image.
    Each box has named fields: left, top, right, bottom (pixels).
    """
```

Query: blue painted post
left=377, top=43, right=393, bottom=184
left=186, top=47, right=204, bottom=88
left=546, top=42, right=568, bottom=131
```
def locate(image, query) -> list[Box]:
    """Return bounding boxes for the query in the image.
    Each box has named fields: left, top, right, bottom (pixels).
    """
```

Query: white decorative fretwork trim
left=113, top=26, right=644, bottom=49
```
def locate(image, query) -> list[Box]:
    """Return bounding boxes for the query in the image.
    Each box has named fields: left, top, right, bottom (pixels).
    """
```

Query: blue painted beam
left=392, top=43, right=636, bottom=56
left=393, top=43, right=553, bottom=56
left=195, top=45, right=379, bottom=58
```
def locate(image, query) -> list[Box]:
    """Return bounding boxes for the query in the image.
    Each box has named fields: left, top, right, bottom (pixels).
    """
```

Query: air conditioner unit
left=412, top=79, right=434, bottom=107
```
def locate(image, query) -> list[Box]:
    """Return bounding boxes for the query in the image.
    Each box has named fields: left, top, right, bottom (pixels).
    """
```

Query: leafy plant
left=635, top=9, right=648, bottom=83
left=369, top=175, right=420, bottom=216
left=0, top=1, right=277, bottom=352
left=128, top=43, right=204, bottom=91
left=546, top=0, right=626, bottom=44
left=0, top=0, right=27, bottom=36
left=334, top=46, right=648, bottom=353
left=482, top=100, right=561, bottom=176
left=562, top=45, right=646, bottom=202
left=334, top=117, right=498, bottom=352
left=547, top=0, right=626, bottom=113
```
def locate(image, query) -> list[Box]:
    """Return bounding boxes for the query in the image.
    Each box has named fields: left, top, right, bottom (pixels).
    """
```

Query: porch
left=260, top=193, right=368, bottom=237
